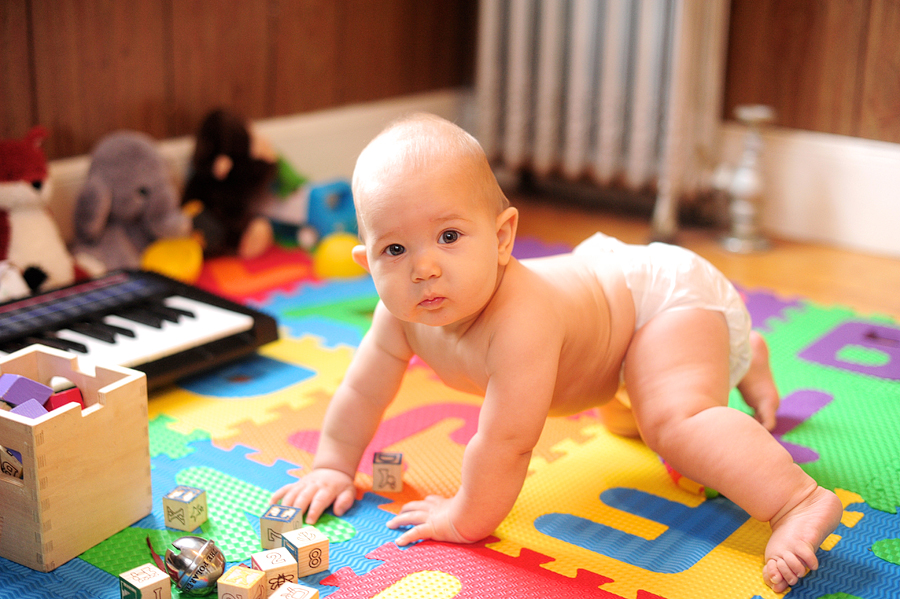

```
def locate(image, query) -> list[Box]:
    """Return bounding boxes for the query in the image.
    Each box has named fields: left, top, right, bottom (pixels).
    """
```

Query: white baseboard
left=47, top=89, right=472, bottom=243
left=719, top=122, right=900, bottom=258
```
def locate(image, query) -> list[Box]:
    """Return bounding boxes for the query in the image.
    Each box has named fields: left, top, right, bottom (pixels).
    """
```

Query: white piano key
left=54, top=296, right=255, bottom=369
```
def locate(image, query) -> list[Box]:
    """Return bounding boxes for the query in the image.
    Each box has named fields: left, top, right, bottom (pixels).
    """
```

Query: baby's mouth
left=419, top=296, right=445, bottom=309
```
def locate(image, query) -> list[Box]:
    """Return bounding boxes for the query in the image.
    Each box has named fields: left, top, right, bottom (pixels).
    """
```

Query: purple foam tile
left=737, top=286, right=803, bottom=332
left=771, top=389, right=833, bottom=464
left=799, top=321, right=900, bottom=380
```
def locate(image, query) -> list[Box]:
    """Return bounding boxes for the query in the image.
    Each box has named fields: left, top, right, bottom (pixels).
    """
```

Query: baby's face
left=353, top=162, right=506, bottom=328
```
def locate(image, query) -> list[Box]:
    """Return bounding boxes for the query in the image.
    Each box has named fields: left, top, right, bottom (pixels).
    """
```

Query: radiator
left=476, top=0, right=730, bottom=236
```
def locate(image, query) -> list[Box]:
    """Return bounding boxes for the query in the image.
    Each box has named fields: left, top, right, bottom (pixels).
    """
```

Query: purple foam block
left=10, top=398, right=50, bottom=420
left=0, top=374, right=53, bottom=407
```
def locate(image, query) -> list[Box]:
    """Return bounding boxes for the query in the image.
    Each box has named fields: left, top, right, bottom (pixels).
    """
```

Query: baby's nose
left=411, top=251, right=441, bottom=281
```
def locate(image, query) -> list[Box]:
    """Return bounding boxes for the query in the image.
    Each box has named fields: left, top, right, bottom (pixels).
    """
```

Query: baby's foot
left=738, top=331, right=780, bottom=430
left=763, top=486, right=843, bottom=592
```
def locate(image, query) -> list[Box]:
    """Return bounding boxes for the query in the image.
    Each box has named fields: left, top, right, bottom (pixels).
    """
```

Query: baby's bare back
left=404, top=254, right=636, bottom=416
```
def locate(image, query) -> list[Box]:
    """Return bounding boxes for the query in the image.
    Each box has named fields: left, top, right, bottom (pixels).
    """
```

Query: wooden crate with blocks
left=0, top=345, right=152, bottom=572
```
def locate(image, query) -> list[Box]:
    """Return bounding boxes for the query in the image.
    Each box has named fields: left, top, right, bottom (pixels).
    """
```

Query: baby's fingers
left=394, top=523, right=436, bottom=546
left=386, top=508, right=428, bottom=530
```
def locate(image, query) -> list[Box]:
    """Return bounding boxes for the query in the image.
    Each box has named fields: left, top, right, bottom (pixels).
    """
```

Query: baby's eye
left=385, top=244, right=405, bottom=256
left=439, top=230, right=460, bottom=244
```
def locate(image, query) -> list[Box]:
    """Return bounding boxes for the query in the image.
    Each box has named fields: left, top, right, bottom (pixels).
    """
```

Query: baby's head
left=352, top=113, right=509, bottom=241
left=349, top=114, right=518, bottom=327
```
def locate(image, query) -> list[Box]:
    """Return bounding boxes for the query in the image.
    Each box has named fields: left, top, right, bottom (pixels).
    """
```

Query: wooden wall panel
left=1, top=0, right=35, bottom=140
left=29, top=0, right=170, bottom=158
left=340, top=0, right=414, bottom=105
left=170, top=0, right=271, bottom=133
left=858, top=0, right=900, bottom=143
left=723, top=0, right=869, bottom=137
left=268, top=0, right=341, bottom=115
left=2, top=0, right=478, bottom=159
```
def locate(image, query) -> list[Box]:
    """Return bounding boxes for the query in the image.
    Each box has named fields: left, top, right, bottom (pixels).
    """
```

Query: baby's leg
left=737, top=331, right=780, bottom=431
left=624, top=309, right=842, bottom=593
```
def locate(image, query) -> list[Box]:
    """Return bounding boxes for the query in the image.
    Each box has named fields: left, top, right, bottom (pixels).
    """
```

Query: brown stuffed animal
left=182, top=109, right=278, bottom=259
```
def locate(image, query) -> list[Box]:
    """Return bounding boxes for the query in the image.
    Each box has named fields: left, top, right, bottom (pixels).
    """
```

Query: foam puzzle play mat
left=1, top=238, right=898, bottom=599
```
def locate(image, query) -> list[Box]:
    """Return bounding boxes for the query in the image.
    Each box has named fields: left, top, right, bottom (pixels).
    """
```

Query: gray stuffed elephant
left=71, top=131, right=191, bottom=274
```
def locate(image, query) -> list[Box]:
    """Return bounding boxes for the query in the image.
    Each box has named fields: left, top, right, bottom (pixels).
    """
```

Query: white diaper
left=574, top=232, right=752, bottom=388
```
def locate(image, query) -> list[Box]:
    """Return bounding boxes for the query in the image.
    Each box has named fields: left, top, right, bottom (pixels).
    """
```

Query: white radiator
left=476, top=0, right=730, bottom=236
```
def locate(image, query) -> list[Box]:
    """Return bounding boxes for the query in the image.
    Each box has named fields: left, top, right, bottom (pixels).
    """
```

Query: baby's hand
left=270, top=468, right=356, bottom=524
left=386, top=495, right=473, bottom=546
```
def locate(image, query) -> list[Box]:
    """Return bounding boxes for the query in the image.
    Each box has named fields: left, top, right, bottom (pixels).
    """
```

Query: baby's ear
left=496, top=206, right=518, bottom=266
left=351, top=244, right=370, bottom=272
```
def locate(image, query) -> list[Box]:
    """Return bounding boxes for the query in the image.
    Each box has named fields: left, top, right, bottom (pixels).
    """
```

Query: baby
left=272, top=113, right=842, bottom=592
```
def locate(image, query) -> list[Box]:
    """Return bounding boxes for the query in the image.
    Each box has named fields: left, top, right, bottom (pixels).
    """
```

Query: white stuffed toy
left=0, top=126, right=76, bottom=300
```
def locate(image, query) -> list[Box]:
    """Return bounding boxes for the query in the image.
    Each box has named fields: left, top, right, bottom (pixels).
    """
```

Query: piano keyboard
left=0, top=270, right=279, bottom=390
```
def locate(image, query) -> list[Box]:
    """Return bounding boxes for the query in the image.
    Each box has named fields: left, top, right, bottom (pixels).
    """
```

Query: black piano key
left=25, top=334, right=88, bottom=354
left=119, top=308, right=165, bottom=328
left=93, top=318, right=136, bottom=338
left=69, top=322, right=117, bottom=344
left=143, top=301, right=187, bottom=323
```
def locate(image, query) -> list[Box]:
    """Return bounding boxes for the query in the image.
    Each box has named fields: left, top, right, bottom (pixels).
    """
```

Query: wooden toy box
left=0, top=345, right=153, bottom=571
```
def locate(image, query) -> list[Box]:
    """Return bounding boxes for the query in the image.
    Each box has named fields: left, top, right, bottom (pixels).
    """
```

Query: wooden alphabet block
left=163, top=485, right=208, bottom=532
left=119, top=562, right=172, bottom=599
left=281, top=526, right=329, bottom=578
left=269, top=582, right=319, bottom=599
left=217, top=565, right=266, bottom=599
left=259, top=504, right=304, bottom=550
left=0, top=373, right=52, bottom=407
left=251, top=546, right=298, bottom=595
left=372, top=451, right=403, bottom=492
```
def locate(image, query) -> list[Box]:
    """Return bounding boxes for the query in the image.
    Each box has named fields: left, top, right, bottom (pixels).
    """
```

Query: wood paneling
left=858, top=0, right=900, bottom=142
left=1, top=0, right=35, bottom=140
left=170, top=0, right=271, bottom=132
left=29, top=0, right=171, bottom=158
left=1, top=0, right=477, bottom=160
left=724, top=0, right=869, bottom=138
left=268, top=0, right=342, bottom=115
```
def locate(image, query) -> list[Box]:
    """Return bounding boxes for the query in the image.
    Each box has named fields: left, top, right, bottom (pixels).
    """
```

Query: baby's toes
left=763, top=559, right=787, bottom=592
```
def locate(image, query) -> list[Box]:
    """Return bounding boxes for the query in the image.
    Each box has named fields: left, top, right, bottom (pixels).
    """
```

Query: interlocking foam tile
left=194, top=244, right=314, bottom=303
left=148, top=336, right=355, bottom=442
left=488, top=423, right=782, bottom=599
left=740, top=285, right=804, bottom=332
left=321, top=537, right=668, bottom=598
left=258, top=276, right=379, bottom=348
left=780, top=490, right=900, bottom=598
left=734, top=301, right=900, bottom=514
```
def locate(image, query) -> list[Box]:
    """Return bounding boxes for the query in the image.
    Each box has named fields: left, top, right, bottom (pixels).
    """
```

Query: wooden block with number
left=269, top=582, right=319, bottom=599
left=372, top=451, right=403, bottom=492
left=281, top=526, right=329, bottom=577
left=162, top=485, right=208, bottom=532
left=259, top=504, right=304, bottom=549
left=251, top=546, right=298, bottom=595
left=119, top=562, right=172, bottom=599
left=217, top=565, right=266, bottom=599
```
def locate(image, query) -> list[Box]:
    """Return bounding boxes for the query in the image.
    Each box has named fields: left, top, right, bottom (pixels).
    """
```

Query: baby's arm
left=388, top=326, right=559, bottom=545
left=271, top=302, right=412, bottom=522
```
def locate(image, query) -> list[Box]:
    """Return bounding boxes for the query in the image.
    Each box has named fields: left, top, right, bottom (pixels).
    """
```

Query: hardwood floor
left=511, top=196, right=900, bottom=321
